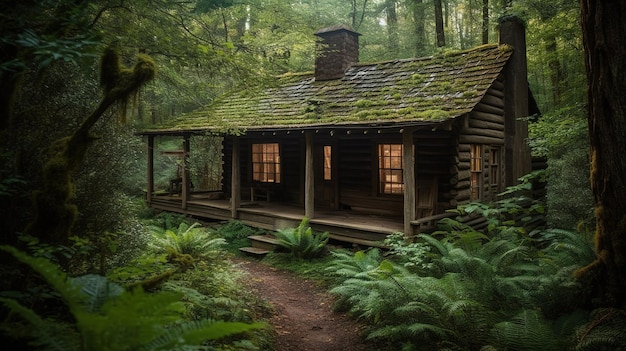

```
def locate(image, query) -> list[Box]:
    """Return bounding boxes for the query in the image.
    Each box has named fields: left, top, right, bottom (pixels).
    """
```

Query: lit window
left=323, top=145, right=332, bottom=181
left=489, top=147, right=500, bottom=189
left=379, top=144, right=404, bottom=194
left=252, top=143, right=280, bottom=183
left=470, top=144, right=482, bottom=200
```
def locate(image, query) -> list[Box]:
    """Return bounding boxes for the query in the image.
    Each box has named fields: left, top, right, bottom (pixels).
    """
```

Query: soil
left=234, top=258, right=373, bottom=351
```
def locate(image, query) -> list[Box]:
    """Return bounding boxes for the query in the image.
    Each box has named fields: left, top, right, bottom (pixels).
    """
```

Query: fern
left=0, top=246, right=263, bottom=350
left=148, top=222, right=226, bottom=261
left=491, top=309, right=562, bottom=351
left=274, top=217, right=328, bottom=259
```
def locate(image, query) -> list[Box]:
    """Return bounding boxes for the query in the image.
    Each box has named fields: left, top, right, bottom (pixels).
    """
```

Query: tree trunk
left=434, top=0, right=445, bottom=47
left=412, top=0, right=426, bottom=56
left=385, top=0, right=399, bottom=55
left=577, top=0, right=626, bottom=309
left=482, top=0, right=489, bottom=44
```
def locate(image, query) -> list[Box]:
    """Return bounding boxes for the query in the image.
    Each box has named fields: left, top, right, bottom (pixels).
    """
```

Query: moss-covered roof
left=142, top=44, right=513, bottom=135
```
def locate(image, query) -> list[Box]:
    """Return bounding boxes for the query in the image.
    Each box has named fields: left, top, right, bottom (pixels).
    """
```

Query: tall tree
left=385, top=0, right=400, bottom=55
left=482, top=0, right=489, bottom=44
left=410, top=0, right=427, bottom=56
left=577, top=0, right=626, bottom=309
left=434, top=0, right=446, bottom=47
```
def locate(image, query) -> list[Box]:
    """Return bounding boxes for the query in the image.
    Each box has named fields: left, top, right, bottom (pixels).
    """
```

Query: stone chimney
left=498, top=16, right=532, bottom=186
left=314, top=25, right=361, bottom=81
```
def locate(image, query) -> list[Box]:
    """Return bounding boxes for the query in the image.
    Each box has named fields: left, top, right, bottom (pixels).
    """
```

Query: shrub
left=0, top=245, right=263, bottom=350
left=148, top=222, right=225, bottom=264
left=274, top=217, right=328, bottom=259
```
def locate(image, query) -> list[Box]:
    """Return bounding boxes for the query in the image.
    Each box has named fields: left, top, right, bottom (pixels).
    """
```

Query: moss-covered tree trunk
left=578, top=0, right=626, bottom=309
left=26, top=48, right=155, bottom=245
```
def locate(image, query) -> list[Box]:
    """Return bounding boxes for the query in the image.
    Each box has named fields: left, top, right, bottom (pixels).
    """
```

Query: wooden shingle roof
left=143, top=44, right=513, bottom=135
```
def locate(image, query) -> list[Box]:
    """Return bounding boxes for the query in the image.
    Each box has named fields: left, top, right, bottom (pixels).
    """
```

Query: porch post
left=231, top=136, right=240, bottom=219
left=181, top=133, right=190, bottom=210
left=146, top=135, right=154, bottom=206
left=305, top=132, right=315, bottom=219
left=402, top=128, right=416, bottom=236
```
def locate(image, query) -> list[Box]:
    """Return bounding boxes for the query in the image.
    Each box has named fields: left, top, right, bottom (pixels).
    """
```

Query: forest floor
left=233, top=257, right=374, bottom=351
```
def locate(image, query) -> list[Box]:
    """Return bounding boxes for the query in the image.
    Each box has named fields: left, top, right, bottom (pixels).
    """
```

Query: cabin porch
left=147, top=192, right=445, bottom=246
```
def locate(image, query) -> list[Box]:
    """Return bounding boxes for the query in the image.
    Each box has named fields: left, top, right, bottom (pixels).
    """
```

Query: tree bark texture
left=578, top=0, right=626, bottom=309
left=434, top=0, right=445, bottom=47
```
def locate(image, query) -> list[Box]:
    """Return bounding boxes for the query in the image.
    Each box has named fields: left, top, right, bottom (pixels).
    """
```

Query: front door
left=315, top=144, right=337, bottom=209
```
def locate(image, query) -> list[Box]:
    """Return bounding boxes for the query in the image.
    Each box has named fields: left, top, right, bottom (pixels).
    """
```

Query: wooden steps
left=239, top=235, right=281, bottom=257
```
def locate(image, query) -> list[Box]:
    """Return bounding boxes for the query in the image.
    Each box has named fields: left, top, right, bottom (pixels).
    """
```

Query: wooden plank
left=305, top=132, right=315, bottom=219
left=231, top=137, right=240, bottom=219
left=473, top=102, right=504, bottom=116
left=182, top=135, right=190, bottom=210
left=480, top=93, right=505, bottom=108
left=460, top=127, right=505, bottom=139
left=147, top=135, right=154, bottom=205
left=486, top=86, right=505, bottom=98
left=403, top=128, right=416, bottom=235
left=459, top=135, right=504, bottom=145
left=469, top=118, right=504, bottom=131
left=471, top=110, right=504, bottom=124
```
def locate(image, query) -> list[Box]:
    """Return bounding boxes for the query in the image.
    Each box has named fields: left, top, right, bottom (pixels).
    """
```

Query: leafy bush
left=274, top=217, right=328, bottom=259
left=148, top=222, right=225, bottom=263
left=0, top=245, right=263, bottom=350
left=216, top=220, right=268, bottom=252
left=325, top=203, right=597, bottom=350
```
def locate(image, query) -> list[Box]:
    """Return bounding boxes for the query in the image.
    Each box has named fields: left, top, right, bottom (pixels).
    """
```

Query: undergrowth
left=322, top=194, right=607, bottom=350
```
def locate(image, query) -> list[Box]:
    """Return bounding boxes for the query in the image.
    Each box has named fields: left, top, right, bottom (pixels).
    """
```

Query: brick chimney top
left=314, top=25, right=361, bottom=81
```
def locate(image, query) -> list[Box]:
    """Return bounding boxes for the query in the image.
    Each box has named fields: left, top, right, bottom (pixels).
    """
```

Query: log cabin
left=139, top=17, right=539, bottom=246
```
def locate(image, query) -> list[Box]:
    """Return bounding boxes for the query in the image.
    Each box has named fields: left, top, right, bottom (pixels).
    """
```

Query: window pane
left=378, top=143, right=404, bottom=194
left=252, top=143, right=280, bottom=183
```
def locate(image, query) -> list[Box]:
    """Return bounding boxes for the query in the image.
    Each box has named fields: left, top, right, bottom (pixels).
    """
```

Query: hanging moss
left=26, top=48, right=156, bottom=246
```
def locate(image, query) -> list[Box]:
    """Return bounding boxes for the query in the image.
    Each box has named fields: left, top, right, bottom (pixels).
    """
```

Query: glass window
left=323, top=145, right=332, bottom=181
left=470, top=144, right=482, bottom=200
left=378, top=144, right=404, bottom=194
left=252, top=143, right=280, bottom=183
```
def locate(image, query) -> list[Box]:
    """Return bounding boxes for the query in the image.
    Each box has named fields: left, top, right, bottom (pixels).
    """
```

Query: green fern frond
left=0, top=297, right=79, bottom=350
left=491, top=309, right=561, bottom=351
left=0, top=245, right=85, bottom=314
left=141, top=319, right=265, bottom=350
left=71, top=274, right=124, bottom=313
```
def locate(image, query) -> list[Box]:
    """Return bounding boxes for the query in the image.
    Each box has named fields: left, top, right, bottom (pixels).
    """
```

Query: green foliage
left=325, top=196, right=597, bottom=350
left=383, top=232, right=432, bottom=272
left=148, top=222, right=226, bottom=262
left=0, top=245, right=262, bottom=350
left=216, top=220, right=268, bottom=252
left=274, top=217, right=329, bottom=260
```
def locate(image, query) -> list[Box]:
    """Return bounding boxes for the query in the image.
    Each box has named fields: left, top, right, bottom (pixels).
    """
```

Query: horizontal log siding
left=455, top=76, right=505, bottom=204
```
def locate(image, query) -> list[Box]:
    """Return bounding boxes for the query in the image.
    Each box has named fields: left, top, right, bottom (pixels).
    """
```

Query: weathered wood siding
left=455, top=76, right=506, bottom=203
left=223, top=134, right=304, bottom=203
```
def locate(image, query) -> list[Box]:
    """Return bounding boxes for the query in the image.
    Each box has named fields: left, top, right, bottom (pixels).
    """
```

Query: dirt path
left=234, top=258, right=372, bottom=351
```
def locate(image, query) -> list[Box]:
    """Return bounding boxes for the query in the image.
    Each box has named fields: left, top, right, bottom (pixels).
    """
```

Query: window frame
left=251, top=143, right=281, bottom=183
left=378, top=143, right=404, bottom=195
left=470, top=144, right=483, bottom=201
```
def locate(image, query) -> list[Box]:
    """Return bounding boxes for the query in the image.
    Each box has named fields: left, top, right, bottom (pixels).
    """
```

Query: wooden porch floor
left=149, top=193, right=405, bottom=246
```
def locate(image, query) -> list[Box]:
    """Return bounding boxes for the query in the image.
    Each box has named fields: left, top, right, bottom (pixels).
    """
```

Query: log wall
left=455, top=75, right=506, bottom=204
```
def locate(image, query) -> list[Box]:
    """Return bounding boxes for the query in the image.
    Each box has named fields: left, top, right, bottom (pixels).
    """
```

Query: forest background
left=0, top=0, right=589, bottom=241
left=0, top=0, right=608, bottom=349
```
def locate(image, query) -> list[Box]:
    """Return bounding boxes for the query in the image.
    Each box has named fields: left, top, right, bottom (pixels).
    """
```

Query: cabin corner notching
left=139, top=18, right=538, bottom=245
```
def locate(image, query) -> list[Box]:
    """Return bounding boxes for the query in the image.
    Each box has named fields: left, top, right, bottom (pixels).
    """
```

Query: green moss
left=410, top=73, right=425, bottom=85
left=415, top=109, right=450, bottom=120
left=355, top=99, right=375, bottom=108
